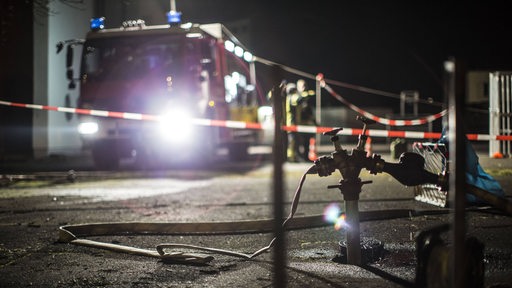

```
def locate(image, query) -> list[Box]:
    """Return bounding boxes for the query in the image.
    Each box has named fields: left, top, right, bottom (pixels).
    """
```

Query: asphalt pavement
left=0, top=142, right=511, bottom=287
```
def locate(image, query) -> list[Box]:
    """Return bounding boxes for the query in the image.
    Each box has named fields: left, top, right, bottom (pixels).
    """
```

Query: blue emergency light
left=166, top=11, right=182, bottom=25
left=90, top=17, right=105, bottom=30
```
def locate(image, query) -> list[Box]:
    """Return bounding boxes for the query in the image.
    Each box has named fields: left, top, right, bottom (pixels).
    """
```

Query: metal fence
left=489, top=72, right=512, bottom=157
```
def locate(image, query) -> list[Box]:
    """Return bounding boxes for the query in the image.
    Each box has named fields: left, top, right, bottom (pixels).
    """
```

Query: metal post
left=315, top=77, right=322, bottom=146
left=413, top=92, right=419, bottom=117
left=336, top=176, right=364, bottom=266
left=428, top=121, right=433, bottom=142
left=505, top=74, right=511, bottom=156
left=489, top=72, right=500, bottom=157
left=400, top=90, right=419, bottom=117
left=446, top=57, right=467, bottom=288
left=400, top=92, right=406, bottom=117
left=500, top=75, right=505, bottom=155
left=344, top=198, right=361, bottom=265
left=271, top=65, right=286, bottom=287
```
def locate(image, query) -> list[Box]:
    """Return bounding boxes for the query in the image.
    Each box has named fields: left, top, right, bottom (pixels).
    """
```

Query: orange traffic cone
left=308, top=137, right=318, bottom=161
left=365, top=137, right=372, bottom=157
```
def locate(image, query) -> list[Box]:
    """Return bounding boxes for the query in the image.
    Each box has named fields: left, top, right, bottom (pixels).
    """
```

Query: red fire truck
left=59, top=15, right=264, bottom=169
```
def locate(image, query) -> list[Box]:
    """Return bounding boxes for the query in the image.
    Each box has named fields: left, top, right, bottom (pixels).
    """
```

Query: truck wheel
left=228, top=142, right=249, bottom=161
left=92, top=144, right=119, bottom=170
left=135, top=149, right=165, bottom=170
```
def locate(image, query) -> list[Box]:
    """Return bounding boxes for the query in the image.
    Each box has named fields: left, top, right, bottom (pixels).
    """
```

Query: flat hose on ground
left=59, top=165, right=317, bottom=263
left=467, top=184, right=512, bottom=215
left=58, top=165, right=510, bottom=264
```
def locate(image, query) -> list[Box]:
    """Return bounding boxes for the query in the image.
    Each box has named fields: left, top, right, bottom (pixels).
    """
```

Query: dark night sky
left=160, top=1, right=512, bottom=108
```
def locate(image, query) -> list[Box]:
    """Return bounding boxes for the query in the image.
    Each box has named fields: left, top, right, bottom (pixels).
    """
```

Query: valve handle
left=323, top=128, right=344, bottom=151
left=356, top=116, right=376, bottom=151
left=356, top=115, right=376, bottom=126
left=323, top=127, right=343, bottom=136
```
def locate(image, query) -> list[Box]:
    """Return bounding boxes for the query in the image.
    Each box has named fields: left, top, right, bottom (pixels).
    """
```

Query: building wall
left=467, top=70, right=490, bottom=104
left=32, top=0, right=93, bottom=157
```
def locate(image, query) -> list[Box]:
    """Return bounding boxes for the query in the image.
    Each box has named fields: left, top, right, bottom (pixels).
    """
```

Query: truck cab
left=62, top=17, right=262, bottom=169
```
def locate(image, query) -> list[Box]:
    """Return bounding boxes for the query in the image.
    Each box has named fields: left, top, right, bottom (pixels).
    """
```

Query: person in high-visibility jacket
left=285, top=83, right=301, bottom=161
left=296, top=79, right=317, bottom=161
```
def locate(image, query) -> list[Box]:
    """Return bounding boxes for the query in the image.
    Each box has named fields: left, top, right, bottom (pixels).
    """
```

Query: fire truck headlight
left=159, top=110, right=193, bottom=142
left=78, top=122, right=99, bottom=135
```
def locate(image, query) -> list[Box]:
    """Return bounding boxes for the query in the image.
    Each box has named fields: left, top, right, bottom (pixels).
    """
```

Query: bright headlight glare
left=78, top=122, right=99, bottom=134
left=159, top=110, right=194, bottom=142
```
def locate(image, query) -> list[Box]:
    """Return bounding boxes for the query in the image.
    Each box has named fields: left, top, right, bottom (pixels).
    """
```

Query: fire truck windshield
left=79, top=33, right=209, bottom=114
left=81, top=35, right=189, bottom=81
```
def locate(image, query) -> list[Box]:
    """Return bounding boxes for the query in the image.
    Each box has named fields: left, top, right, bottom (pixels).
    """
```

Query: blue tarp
left=438, top=129, right=505, bottom=204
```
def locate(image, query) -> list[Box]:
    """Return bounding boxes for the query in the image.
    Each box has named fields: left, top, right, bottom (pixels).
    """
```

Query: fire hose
left=58, top=166, right=444, bottom=264
left=57, top=160, right=511, bottom=265
left=57, top=117, right=512, bottom=265
left=58, top=167, right=318, bottom=264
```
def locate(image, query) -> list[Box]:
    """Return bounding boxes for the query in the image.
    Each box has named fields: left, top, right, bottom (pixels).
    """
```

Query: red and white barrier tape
left=316, top=74, right=447, bottom=126
left=1, top=100, right=511, bottom=141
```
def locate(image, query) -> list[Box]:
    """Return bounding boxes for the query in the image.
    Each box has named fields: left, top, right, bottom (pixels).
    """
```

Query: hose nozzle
left=382, top=152, right=440, bottom=186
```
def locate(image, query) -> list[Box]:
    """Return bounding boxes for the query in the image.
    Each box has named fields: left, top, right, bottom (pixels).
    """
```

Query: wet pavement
left=0, top=143, right=511, bottom=287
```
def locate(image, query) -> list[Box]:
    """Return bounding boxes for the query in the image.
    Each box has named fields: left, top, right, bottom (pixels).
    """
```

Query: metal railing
left=489, top=72, right=512, bottom=157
